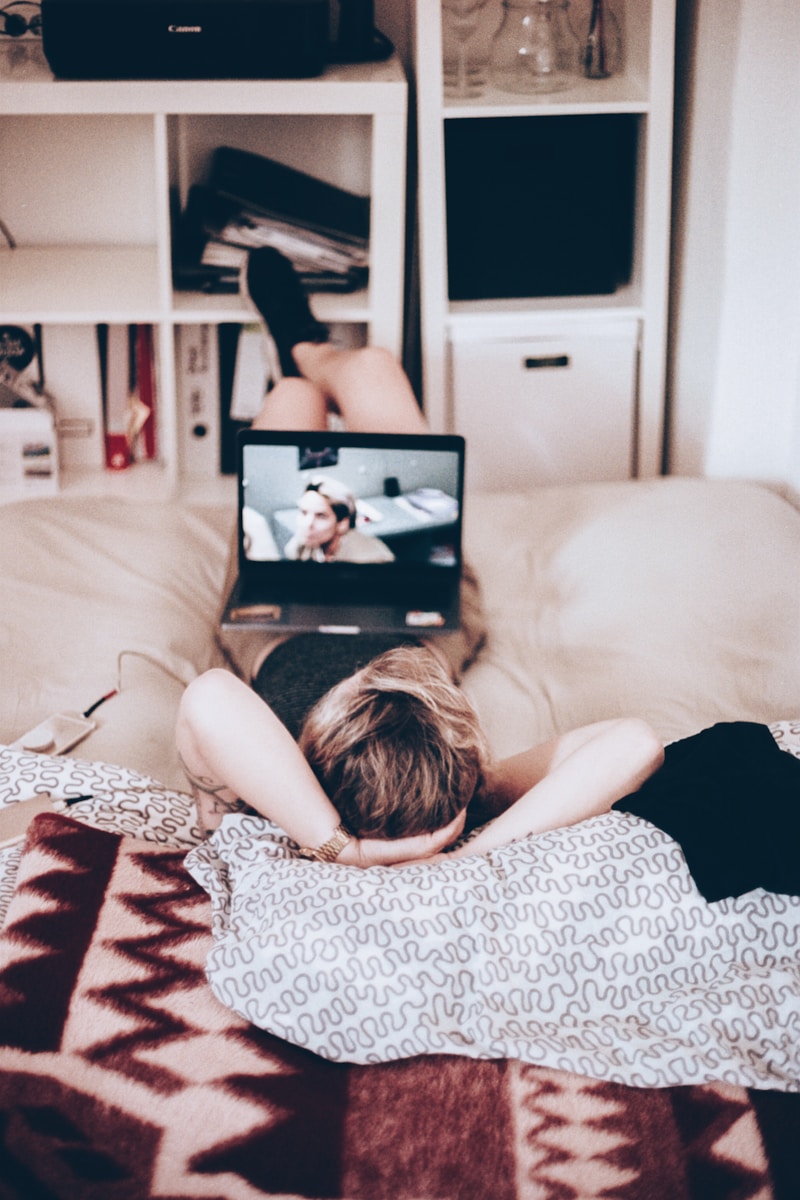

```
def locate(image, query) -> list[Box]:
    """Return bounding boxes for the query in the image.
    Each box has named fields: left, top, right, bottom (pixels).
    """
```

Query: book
left=36, top=326, right=104, bottom=472
left=96, top=324, right=158, bottom=469
left=218, top=324, right=250, bottom=475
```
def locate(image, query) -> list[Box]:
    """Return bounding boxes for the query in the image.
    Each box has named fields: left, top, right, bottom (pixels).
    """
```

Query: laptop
left=221, top=428, right=466, bottom=636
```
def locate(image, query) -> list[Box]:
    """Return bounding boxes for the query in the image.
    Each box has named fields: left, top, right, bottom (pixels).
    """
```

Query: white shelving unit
left=412, top=0, right=675, bottom=483
left=0, top=44, right=407, bottom=500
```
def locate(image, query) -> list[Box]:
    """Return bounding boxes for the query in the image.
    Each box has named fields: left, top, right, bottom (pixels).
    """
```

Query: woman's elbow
left=176, top=668, right=236, bottom=751
left=620, top=718, right=664, bottom=788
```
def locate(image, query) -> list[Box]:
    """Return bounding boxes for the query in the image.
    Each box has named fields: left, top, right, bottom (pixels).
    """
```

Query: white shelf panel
left=0, top=45, right=406, bottom=116
left=0, top=246, right=162, bottom=322
left=443, top=73, right=650, bottom=119
left=171, top=287, right=372, bottom=326
left=447, top=285, right=644, bottom=331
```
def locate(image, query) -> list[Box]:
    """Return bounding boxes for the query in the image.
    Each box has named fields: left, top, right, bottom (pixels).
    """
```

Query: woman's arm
left=176, top=668, right=459, bottom=866
left=452, top=718, right=664, bottom=858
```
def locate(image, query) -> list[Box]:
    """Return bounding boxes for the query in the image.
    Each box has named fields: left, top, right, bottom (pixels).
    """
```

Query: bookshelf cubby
left=412, top=0, right=675, bottom=483
left=0, top=46, right=407, bottom=500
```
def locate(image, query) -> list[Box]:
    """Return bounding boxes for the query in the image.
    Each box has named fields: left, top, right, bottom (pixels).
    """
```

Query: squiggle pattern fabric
left=187, top=725, right=800, bottom=1091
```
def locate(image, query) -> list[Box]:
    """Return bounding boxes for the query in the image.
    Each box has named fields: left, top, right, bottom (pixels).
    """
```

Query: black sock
left=244, top=248, right=328, bottom=377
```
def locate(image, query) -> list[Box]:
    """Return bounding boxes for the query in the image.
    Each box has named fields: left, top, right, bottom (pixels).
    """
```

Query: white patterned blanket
left=2, top=736, right=799, bottom=1094
left=186, top=725, right=800, bottom=1092
left=0, top=745, right=199, bottom=926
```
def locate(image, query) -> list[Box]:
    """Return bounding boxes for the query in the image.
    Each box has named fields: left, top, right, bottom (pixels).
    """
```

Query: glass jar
left=489, top=0, right=579, bottom=95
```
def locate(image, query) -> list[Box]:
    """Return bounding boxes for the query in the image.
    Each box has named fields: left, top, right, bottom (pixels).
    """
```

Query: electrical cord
left=80, top=649, right=196, bottom=720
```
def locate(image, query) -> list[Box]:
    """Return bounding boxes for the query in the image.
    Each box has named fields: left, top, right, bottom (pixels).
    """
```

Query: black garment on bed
left=613, top=722, right=800, bottom=902
left=252, top=633, right=422, bottom=741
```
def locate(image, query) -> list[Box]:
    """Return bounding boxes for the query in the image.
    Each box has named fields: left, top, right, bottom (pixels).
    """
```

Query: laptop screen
left=238, top=431, right=465, bottom=575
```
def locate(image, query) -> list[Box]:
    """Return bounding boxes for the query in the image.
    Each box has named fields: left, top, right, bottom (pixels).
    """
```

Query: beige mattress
left=2, top=477, right=799, bottom=789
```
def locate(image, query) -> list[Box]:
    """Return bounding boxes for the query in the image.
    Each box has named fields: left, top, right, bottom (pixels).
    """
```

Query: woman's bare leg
left=291, top=342, right=429, bottom=434
left=250, top=344, right=428, bottom=435
left=244, top=246, right=427, bottom=435
left=252, top=376, right=328, bottom=431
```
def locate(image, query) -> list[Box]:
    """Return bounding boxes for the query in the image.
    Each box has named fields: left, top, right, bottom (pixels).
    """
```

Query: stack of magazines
left=173, top=146, right=370, bottom=294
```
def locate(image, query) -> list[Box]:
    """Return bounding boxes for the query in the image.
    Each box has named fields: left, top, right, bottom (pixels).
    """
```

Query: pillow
left=461, top=479, right=800, bottom=754
left=0, top=496, right=232, bottom=788
left=187, top=782, right=800, bottom=1091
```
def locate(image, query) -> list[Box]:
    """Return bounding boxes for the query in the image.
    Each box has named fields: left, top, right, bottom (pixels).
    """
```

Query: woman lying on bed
left=177, top=649, right=663, bottom=865
left=179, top=249, right=800, bottom=898
left=177, top=251, right=799, bottom=1085
left=177, top=246, right=664, bottom=867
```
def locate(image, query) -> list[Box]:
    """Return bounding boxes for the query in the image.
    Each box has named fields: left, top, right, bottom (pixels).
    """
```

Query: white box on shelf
left=0, top=405, right=59, bottom=499
left=451, top=318, right=640, bottom=490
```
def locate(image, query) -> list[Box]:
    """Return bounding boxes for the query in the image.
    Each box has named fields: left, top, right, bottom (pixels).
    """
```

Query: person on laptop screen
left=285, top=476, right=394, bottom=563
left=243, top=475, right=396, bottom=563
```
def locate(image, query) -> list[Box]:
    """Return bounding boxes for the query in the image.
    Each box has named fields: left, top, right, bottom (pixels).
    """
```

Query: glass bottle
left=581, top=0, right=622, bottom=79
left=489, top=0, right=579, bottom=95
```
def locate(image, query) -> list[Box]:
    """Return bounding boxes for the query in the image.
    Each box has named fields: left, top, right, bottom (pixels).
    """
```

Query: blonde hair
left=305, top=477, right=356, bottom=529
left=298, top=645, right=488, bottom=838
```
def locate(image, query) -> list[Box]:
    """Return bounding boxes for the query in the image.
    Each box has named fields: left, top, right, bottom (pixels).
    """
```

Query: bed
left=1, top=477, right=799, bottom=1199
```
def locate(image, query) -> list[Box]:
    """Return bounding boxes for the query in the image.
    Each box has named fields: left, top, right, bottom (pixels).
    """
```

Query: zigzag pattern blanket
left=0, top=744, right=799, bottom=1197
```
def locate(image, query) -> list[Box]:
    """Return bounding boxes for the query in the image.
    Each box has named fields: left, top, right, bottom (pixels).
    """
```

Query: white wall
left=374, top=2, right=411, bottom=65
left=668, top=0, right=800, bottom=496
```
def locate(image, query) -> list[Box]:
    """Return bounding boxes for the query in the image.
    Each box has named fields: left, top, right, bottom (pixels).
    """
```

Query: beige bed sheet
left=1, top=478, right=798, bottom=790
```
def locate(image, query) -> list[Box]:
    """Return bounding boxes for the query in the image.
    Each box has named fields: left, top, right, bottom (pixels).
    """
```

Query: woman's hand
left=337, top=809, right=467, bottom=868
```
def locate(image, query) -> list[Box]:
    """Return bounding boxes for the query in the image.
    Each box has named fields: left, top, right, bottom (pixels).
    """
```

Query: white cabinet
left=412, top=0, right=675, bottom=482
left=0, top=47, right=407, bottom=499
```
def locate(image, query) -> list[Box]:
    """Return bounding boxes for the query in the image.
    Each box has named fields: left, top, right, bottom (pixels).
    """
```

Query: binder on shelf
left=211, top=145, right=370, bottom=247
left=38, top=326, right=104, bottom=472
left=177, top=324, right=221, bottom=478
left=218, top=324, right=250, bottom=476
left=173, top=145, right=371, bottom=295
left=230, top=323, right=272, bottom=423
left=96, top=323, right=133, bottom=470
